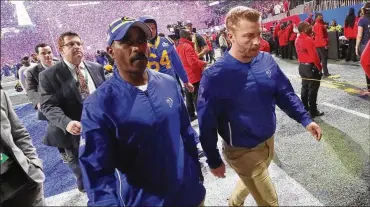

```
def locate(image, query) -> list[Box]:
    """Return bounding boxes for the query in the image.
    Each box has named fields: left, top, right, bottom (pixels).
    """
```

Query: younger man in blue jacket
left=197, top=6, right=322, bottom=207
left=79, top=16, right=205, bottom=206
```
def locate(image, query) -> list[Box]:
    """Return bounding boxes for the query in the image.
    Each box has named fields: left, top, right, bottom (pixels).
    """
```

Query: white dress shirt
left=63, top=59, right=96, bottom=94
left=18, top=63, right=37, bottom=90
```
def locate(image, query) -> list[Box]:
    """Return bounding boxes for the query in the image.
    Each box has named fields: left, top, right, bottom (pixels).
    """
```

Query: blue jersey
left=148, top=36, right=189, bottom=83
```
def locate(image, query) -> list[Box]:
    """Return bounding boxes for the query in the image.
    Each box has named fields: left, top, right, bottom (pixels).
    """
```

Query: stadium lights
left=9, top=1, right=33, bottom=26
left=208, top=1, right=220, bottom=6
left=67, top=2, right=101, bottom=7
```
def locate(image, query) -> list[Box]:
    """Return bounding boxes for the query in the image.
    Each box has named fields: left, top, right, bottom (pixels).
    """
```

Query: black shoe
left=190, top=115, right=198, bottom=122
left=310, top=110, right=324, bottom=118
left=323, top=73, right=332, bottom=78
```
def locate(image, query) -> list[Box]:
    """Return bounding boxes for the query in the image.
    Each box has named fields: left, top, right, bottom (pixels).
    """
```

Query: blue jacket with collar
left=197, top=52, right=312, bottom=169
left=79, top=69, right=205, bottom=206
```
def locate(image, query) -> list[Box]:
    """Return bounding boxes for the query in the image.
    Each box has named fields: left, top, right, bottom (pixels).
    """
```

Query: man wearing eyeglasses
left=38, top=31, right=106, bottom=193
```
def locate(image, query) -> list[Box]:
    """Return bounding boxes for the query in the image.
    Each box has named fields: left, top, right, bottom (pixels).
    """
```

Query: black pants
left=280, top=45, right=288, bottom=59
left=60, top=146, right=83, bottom=189
left=287, top=40, right=295, bottom=59
left=274, top=36, right=280, bottom=55
left=185, top=82, right=200, bottom=118
left=299, top=64, right=322, bottom=113
left=346, top=38, right=357, bottom=62
left=206, top=51, right=216, bottom=63
left=316, top=47, right=329, bottom=76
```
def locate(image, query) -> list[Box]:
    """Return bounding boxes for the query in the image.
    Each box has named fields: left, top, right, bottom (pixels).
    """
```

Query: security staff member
left=313, top=13, right=331, bottom=77
left=295, top=21, right=324, bottom=118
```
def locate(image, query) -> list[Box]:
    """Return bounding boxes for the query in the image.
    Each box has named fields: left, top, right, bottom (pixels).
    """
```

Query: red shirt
left=278, top=29, right=288, bottom=46
left=344, top=18, right=358, bottom=39
left=344, top=25, right=357, bottom=39
left=283, top=0, right=289, bottom=12
left=295, top=33, right=322, bottom=70
left=259, top=37, right=270, bottom=53
left=360, top=40, right=370, bottom=79
left=285, top=24, right=296, bottom=41
left=313, top=19, right=328, bottom=47
left=176, top=38, right=206, bottom=84
left=273, top=23, right=281, bottom=37
left=289, top=32, right=297, bottom=41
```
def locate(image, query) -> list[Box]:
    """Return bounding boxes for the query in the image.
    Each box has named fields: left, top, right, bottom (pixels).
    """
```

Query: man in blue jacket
left=79, top=16, right=205, bottom=206
left=197, top=6, right=322, bottom=207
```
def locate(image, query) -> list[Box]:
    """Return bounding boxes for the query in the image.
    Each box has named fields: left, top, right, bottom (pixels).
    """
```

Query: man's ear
left=227, top=31, right=234, bottom=43
left=107, top=46, right=114, bottom=59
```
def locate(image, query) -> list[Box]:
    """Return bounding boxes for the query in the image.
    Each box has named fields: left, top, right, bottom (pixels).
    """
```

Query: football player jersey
left=147, top=36, right=189, bottom=83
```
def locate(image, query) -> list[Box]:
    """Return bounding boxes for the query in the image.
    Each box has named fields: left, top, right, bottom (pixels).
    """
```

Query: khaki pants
left=223, top=137, right=278, bottom=207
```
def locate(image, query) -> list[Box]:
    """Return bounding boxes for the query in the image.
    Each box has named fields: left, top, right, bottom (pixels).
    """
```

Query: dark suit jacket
left=26, top=63, right=48, bottom=120
left=39, top=60, right=105, bottom=148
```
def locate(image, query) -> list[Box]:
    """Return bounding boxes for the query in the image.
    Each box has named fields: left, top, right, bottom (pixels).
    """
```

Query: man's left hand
left=306, top=122, right=322, bottom=141
left=184, top=82, right=194, bottom=93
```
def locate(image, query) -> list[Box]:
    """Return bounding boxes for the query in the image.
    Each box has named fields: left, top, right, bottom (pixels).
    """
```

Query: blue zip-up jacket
left=197, top=52, right=312, bottom=169
left=79, top=69, right=205, bottom=206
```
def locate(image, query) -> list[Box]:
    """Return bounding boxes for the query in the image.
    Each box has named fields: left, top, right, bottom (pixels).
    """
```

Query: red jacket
left=289, top=32, right=297, bottom=41
left=313, top=19, right=328, bottom=47
left=278, top=29, right=288, bottom=46
left=295, top=33, right=322, bottom=70
left=176, top=38, right=206, bottom=84
left=285, top=24, right=297, bottom=41
left=259, top=37, right=271, bottom=53
left=273, top=23, right=281, bottom=38
left=344, top=25, right=357, bottom=39
left=283, top=0, right=289, bottom=12
left=360, top=40, right=370, bottom=79
left=206, top=39, right=213, bottom=51
left=344, top=18, right=358, bottom=39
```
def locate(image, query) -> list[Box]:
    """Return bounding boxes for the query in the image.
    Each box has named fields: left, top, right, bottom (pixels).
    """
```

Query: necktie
left=75, top=66, right=90, bottom=100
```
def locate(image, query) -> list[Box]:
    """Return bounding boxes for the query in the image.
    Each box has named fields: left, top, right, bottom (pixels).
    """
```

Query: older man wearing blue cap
left=79, top=16, right=206, bottom=206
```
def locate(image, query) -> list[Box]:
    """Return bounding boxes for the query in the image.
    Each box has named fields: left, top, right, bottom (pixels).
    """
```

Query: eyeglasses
left=62, top=41, right=84, bottom=48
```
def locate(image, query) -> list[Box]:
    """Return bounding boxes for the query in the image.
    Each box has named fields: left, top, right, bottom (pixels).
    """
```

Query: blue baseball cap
left=107, top=16, right=152, bottom=46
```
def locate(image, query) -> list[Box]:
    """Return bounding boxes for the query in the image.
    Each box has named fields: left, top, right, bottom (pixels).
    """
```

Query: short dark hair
left=315, top=12, right=322, bottom=19
left=21, top=56, right=30, bottom=62
left=298, top=21, right=309, bottom=33
left=58, top=31, right=80, bottom=48
left=179, top=29, right=191, bottom=39
left=35, top=43, right=50, bottom=54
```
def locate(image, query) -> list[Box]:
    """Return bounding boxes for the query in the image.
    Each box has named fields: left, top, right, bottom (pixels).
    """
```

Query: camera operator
left=184, top=20, right=210, bottom=60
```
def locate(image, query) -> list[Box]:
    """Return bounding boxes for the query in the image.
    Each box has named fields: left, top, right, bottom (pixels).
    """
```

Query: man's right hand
left=210, top=163, right=226, bottom=178
left=66, top=121, right=82, bottom=135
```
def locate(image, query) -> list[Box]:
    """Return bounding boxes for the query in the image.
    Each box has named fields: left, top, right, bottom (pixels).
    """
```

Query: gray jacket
left=0, top=90, right=45, bottom=184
